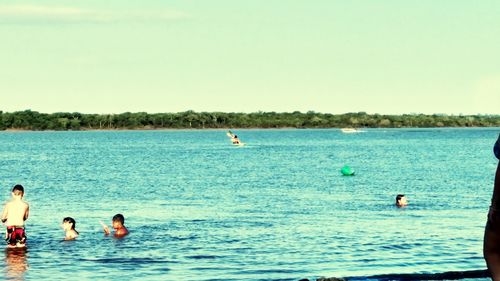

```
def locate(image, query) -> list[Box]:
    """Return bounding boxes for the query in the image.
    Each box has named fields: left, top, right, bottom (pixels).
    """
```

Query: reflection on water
left=4, top=248, right=28, bottom=281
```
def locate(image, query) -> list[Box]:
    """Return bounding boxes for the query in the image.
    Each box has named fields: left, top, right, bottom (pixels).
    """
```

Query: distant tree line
left=0, top=110, right=499, bottom=131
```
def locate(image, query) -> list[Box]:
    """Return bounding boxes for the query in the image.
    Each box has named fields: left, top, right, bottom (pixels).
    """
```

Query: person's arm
left=489, top=136, right=500, bottom=211
left=1, top=203, right=8, bottom=223
left=489, top=162, right=500, bottom=222
left=491, top=163, right=500, bottom=204
left=23, top=204, right=29, bottom=221
left=100, top=221, right=111, bottom=235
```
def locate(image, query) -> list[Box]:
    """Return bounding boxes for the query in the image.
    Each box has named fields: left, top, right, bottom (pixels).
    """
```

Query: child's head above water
left=62, top=217, right=79, bottom=239
left=112, top=214, right=125, bottom=224
left=104, top=213, right=128, bottom=237
left=395, top=194, right=408, bottom=207
left=62, top=217, right=77, bottom=230
left=112, top=214, right=125, bottom=228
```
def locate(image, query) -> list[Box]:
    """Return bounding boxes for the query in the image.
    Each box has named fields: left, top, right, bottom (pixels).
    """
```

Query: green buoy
left=341, top=165, right=355, bottom=176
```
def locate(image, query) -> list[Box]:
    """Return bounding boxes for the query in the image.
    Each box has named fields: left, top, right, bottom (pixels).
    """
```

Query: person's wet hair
left=396, top=194, right=405, bottom=205
left=63, top=217, right=79, bottom=234
left=112, top=214, right=125, bottom=224
left=12, top=184, right=24, bottom=196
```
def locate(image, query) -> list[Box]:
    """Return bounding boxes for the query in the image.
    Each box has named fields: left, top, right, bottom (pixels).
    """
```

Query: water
left=0, top=128, right=498, bottom=281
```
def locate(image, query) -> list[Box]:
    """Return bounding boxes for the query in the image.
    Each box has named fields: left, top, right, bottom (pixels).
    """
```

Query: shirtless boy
left=1, top=185, right=29, bottom=248
left=101, top=214, right=129, bottom=237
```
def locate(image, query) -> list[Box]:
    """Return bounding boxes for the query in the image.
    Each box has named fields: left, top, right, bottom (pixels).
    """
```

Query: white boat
left=341, top=128, right=360, bottom=133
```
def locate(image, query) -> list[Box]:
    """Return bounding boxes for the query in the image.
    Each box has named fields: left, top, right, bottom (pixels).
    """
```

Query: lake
left=0, top=128, right=499, bottom=281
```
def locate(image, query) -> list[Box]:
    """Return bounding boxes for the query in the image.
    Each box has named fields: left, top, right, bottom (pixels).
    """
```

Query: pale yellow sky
left=1, top=1, right=499, bottom=115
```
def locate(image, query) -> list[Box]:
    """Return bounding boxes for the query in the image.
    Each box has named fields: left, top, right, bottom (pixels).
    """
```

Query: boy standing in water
left=101, top=214, right=128, bottom=237
left=1, top=185, right=29, bottom=248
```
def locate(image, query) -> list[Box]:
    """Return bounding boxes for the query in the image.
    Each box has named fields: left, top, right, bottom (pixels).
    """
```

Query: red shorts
left=5, top=226, right=26, bottom=246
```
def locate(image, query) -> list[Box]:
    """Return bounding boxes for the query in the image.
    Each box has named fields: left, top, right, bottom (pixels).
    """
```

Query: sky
left=0, top=0, right=499, bottom=115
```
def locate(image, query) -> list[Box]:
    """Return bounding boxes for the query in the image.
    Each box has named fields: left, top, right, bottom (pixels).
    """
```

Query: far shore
left=1, top=110, right=499, bottom=131
left=2, top=126, right=500, bottom=132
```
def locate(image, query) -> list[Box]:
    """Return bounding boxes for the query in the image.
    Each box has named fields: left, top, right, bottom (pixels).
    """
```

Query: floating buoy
left=341, top=165, right=355, bottom=176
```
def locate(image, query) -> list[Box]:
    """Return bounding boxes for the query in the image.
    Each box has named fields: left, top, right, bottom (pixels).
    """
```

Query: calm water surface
left=0, top=128, right=499, bottom=281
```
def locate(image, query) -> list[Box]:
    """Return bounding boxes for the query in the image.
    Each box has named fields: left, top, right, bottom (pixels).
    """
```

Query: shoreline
left=2, top=126, right=500, bottom=132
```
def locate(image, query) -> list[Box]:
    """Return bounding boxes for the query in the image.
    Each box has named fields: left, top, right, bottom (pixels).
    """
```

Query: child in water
left=101, top=214, right=128, bottom=237
left=62, top=217, right=79, bottom=240
left=1, top=184, right=29, bottom=248
left=395, top=194, right=408, bottom=207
